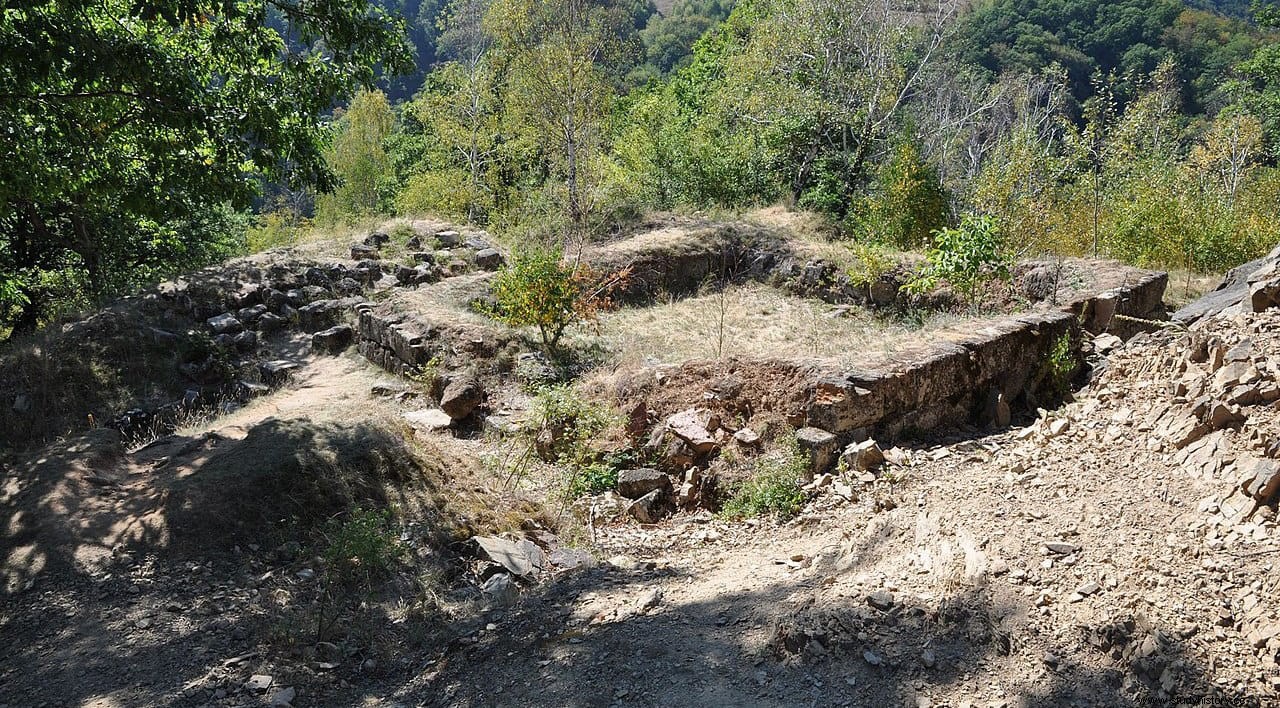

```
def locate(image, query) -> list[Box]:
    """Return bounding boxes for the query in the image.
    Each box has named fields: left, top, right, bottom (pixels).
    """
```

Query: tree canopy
left=0, top=0, right=410, bottom=331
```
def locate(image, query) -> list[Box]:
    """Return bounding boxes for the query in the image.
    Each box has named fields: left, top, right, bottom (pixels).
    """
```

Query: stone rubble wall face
left=355, top=232, right=1170, bottom=442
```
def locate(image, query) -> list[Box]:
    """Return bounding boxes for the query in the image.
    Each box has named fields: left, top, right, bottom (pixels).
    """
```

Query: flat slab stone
left=474, top=536, right=545, bottom=577
left=403, top=409, right=453, bottom=432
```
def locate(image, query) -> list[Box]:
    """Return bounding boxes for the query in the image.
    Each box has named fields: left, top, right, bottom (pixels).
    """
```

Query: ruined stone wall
left=798, top=268, right=1168, bottom=439
left=615, top=269, right=1169, bottom=445
left=355, top=305, right=433, bottom=376
left=357, top=224, right=1170, bottom=445
left=806, top=311, right=1078, bottom=439
left=355, top=302, right=520, bottom=380
left=584, top=223, right=787, bottom=305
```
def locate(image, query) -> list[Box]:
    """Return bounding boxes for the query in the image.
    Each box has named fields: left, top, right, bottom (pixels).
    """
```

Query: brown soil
left=412, top=310, right=1280, bottom=708
left=1, top=214, right=1267, bottom=708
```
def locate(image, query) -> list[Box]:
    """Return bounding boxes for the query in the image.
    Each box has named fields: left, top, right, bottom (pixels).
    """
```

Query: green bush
left=245, top=211, right=304, bottom=253
left=846, top=242, right=896, bottom=290
left=320, top=508, right=403, bottom=589
left=406, top=356, right=443, bottom=392
left=488, top=249, right=617, bottom=354
left=850, top=141, right=950, bottom=248
left=720, top=437, right=808, bottom=520
left=395, top=168, right=491, bottom=222
left=905, top=213, right=1011, bottom=303
left=316, top=507, right=403, bottom=640
left=566, top=451, right=633, bottom=499
left=527, top=385, right=614, bottom=457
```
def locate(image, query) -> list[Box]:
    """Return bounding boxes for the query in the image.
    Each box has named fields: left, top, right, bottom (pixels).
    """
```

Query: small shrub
left=567, top=451, right=632, bottom=499
left=905, top=213, right=1011, bottom=303
left=487, top=249, right=629, bottom=355
left=1043, top=332, right=1076, bottom=397
left=720, top=437, right=808, bottom=520
left=526, top=385, right=614, bottom=459
left=846, top=242, right=896, bottom=290
left=406, top=356, right=443, bottom=392
left=389, top=223, right=416, bottom=245
left=316, top=508, right=403, bottom=640
left=321, top=508, right=402, bottom=589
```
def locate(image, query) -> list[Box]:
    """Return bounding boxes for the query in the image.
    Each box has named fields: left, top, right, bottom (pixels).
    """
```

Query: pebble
left=637, top=589, right=662, bottom=613
left=867, top=590, right=895, bottom=610
left=1044, top=541, right=1080, bottom=555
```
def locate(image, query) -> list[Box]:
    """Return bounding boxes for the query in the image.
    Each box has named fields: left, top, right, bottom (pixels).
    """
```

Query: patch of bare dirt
left=394, top=311, right=1280, bottom=708
left=0, top=352, right=545, bottom=708
left=0, top=211, right=1259, bottom=708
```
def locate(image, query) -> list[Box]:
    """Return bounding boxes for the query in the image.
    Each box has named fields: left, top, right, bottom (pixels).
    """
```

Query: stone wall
left=355, top=301, right=520, bottom=379
left=792, top=268, right=1166, bottom=439
left=585, top=223, right=1170, bottom=326
left=584, top=223, right=787, bottom=305
left=357, top=221, right=1170, bottom=445
left=614, top=268, right=1169, bottom=444
left=806, top=311, right=1078, bottom=439
left=355, top=304, right=432, bottom=376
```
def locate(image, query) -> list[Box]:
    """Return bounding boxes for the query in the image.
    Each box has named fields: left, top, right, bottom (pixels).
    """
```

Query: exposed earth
left=3, top=216, right=1280, bottom=708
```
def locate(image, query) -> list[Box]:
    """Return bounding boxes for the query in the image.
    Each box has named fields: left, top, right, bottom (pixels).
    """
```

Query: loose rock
left=616, top=468, right=671, bottom=500
left=441, top=377, right=483, bottom=419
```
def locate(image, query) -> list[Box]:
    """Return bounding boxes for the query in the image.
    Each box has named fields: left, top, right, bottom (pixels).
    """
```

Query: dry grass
left=1164, top=269, right=1225, bottom=310
left=594, top=283, right=959, bottom=368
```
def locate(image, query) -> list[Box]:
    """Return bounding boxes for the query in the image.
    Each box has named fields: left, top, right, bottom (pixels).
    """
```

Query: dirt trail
left=398, top=316, right=1280, bottom=708
left=4, top=300, right=1280, bottom=706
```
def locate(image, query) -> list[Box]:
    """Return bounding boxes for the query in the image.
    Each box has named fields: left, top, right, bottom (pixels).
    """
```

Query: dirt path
left=0, top=352, right=398, bottom=708
left=6, top=314, right=1280, bottom=707
left=397, top=318, right=1280, bottom=708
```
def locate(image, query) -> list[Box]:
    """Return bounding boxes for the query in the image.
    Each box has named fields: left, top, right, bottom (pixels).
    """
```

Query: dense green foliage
left=0, top=0, right=410, bottom=333
left=7, top=0, right=1280, bottom=339
left=950, top=0, right=1253, bottom=108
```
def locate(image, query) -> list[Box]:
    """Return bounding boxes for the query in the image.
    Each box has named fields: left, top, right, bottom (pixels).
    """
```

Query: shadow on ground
left=408, top=540, right=1255, bottom=708
left=0, top=413, right=475, bottom=707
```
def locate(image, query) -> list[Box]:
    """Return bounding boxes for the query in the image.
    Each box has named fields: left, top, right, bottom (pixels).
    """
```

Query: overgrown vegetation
left=0, top=0, right=411, bottom=335
left=521, top=385, right=621, bottom=499
left=322, top=0, right=1280, bottom=286
left=8, top=0, right=1280, bottom=338
left=720, top=436, right=808, bottom=520
left=567, top=451, right=631, bottom=498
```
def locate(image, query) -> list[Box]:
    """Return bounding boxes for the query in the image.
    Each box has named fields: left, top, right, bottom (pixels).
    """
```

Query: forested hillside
left=3, top=0, right=1280, bottom=337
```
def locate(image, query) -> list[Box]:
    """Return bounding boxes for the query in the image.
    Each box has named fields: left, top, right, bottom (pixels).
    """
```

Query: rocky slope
left=5, top=221, right=1280, bottom=707
left=417, top=308, right=1280, bottom=708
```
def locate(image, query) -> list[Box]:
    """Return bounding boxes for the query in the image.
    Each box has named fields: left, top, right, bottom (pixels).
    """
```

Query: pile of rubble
left=104, top=223, right=506, bottom=439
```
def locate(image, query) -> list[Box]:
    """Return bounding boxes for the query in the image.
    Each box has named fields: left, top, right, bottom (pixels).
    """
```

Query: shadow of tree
left=0, top=415, right=480, bottom=707
left=408, top=547, right=1259, bottom=708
